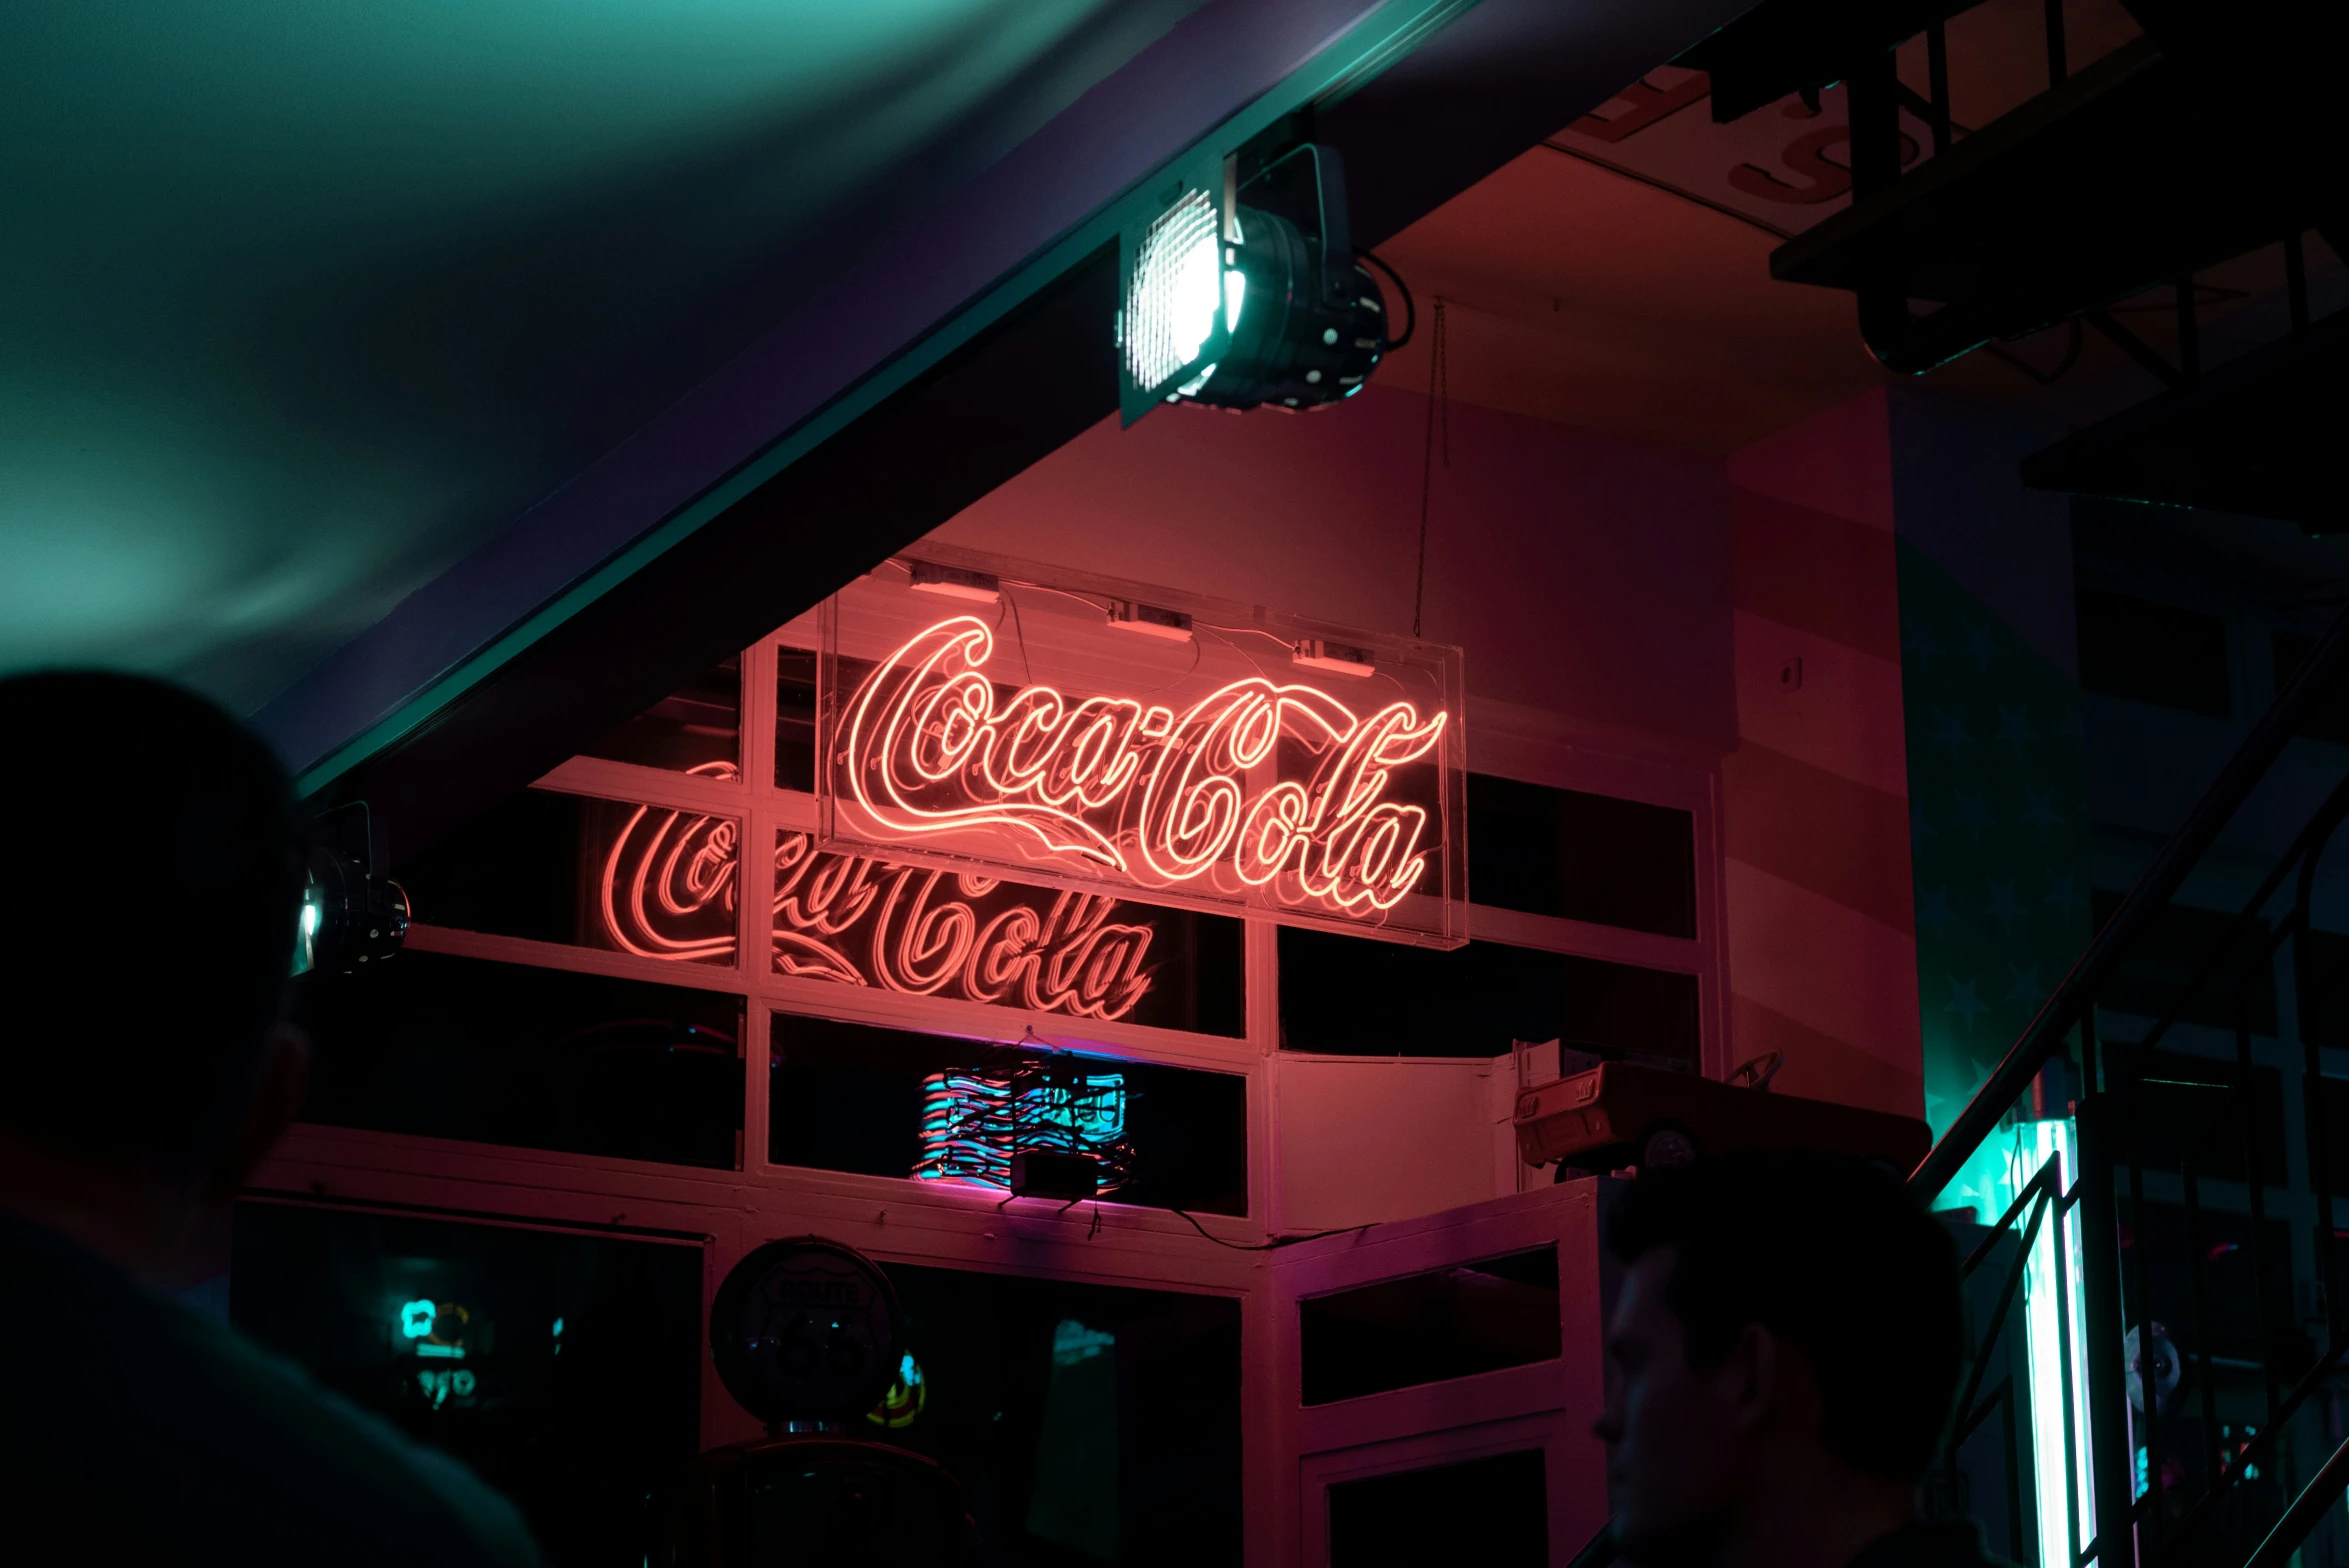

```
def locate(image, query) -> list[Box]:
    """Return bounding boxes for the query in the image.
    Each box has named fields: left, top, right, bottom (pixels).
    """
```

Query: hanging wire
left=1358, top=247, right=1417, bottom=351
left=1166, top=1206, right=1372, bottom=1251
left=1411, top=298, right=1450, bottom=640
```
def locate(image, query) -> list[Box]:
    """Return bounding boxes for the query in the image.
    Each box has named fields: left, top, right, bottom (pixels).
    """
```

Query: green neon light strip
left=294, top=0, right=1479, bottom=801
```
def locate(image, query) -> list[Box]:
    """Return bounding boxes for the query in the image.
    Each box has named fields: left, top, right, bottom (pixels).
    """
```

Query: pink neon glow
left=598, top=762, right=741, bottom=962
left=840, top=615, right=1447, bottom=915
left=596, top=805, right=1158, bottom=1020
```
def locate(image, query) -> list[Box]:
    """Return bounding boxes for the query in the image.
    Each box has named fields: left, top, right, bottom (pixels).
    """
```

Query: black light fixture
left=292, top=804, right=410, bottom=977
left=1118, top=139, right=1413, bottom=421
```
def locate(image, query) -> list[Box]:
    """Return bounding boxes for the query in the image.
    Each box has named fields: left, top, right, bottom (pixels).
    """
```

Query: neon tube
left=839, top=615, right=1447, bottom=916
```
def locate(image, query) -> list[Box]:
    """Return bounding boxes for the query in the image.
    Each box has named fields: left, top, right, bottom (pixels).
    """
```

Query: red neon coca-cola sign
left=586, top=776, right=1173, bottom=1022
left=817, top=557, right=1466, bottom=947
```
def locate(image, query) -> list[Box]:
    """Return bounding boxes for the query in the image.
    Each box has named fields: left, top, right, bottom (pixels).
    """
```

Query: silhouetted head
left=1595, top=1152, right=1964, bottom=1568
left=0, top=671, right=304, bottom=1179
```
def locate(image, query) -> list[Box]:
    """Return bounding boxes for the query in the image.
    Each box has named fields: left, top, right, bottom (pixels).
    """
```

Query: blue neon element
left=1051, top=1319, right=1116, bottom=1366
left=417, top=1343, right=465, bottom=1359
left=400, top=1300, right=435, bottom=1339
left=914, top=1069, right=1127, bottom=1192
left=418, top=1368, right=477, bottom=1407
left=551, top=1317, right=564, bottom=1338
left=901, top=1353, right=917, bottom=1384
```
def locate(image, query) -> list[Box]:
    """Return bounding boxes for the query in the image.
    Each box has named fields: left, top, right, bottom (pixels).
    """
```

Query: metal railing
left=1911, top=591, right=2349, bottom=1568
left=1571, top=594, right=2349, bottom=1568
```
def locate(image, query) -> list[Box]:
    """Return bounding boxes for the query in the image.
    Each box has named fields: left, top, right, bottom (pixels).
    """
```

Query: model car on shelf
left=1513, top=1052, right=1934, bottom=1179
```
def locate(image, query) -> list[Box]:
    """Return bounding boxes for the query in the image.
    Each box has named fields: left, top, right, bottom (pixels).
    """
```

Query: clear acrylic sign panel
left=816, top=552, right=1467, bottom=948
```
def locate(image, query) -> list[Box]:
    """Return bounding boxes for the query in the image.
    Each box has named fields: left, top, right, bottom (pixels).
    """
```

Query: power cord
left=1167, top=1206, right=1371, bottom=1251
left=1357, top=247, right=1416, bottom=351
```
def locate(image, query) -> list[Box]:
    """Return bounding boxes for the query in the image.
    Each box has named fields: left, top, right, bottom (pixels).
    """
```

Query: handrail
left=1911, top=590, right=2349, bottom=1199
left=1564, top=592, right=2349, bottom=1568
left=1566, top=1520, right=1617, bottom=1568
left=2242, top=1427, right=2349, bottom=1568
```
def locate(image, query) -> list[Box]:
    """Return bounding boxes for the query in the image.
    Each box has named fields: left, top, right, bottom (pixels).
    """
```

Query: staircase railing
left=1571, top=596, right=2349, bottom=1568
left=1910, top=590, right=2349, bottom=1568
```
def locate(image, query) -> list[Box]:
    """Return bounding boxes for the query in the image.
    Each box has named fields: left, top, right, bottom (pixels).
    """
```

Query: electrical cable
left=1167, top=1206, right=1371, bottom=1251
left=1132, top=637, right=1203, bottom=694
left=1412, top=298, right=1449, bottom=640
left=1005, top=591, right=1036, bottom=684
left=1004, top=580, right=1113, bottom=616
left=1357, top=247, right=1416, bottom=351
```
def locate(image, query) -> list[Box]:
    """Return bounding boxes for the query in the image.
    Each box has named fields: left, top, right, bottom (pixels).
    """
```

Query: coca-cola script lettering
left=771, top=832, right=1155, bottom=1020
left=837, top=615, right=1448, bottom=917
left=593, top=792, right=1165, bottom=1022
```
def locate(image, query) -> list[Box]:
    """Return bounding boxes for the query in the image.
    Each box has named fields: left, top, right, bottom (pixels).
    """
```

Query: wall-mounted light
left=1121, top=187, right=1228, bottom=407
left=908, top=560, right=1001, bottom=603
left=1107, top=600, right=1194, bottom=641
left=1293, top=638, right=1376, bottom=678
left=1119, top=142, right=1410, bottom=422
left=293, top=842, right=409, bottom=977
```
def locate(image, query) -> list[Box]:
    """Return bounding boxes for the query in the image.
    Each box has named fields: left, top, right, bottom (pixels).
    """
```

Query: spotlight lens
left=291, top=877, right=323, bottom=976
left=1224, top=268, right=1246, bottom=333
left=1124, top=190, right=1222, bottom=392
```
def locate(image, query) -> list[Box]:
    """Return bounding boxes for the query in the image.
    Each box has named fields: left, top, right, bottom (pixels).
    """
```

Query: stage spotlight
left=293, top=844, right=410, bottom=977
left=1118, top=142, right=1411, bottom=421
left=1121, top=187, right=1229, bottom=402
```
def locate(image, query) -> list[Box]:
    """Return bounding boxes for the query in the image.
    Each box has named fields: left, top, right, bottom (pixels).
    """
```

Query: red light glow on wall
left=817, top=558, right=1465, bottom=946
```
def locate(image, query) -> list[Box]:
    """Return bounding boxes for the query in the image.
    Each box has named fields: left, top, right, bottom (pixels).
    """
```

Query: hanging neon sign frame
left=817, top=551, right=1467, bottom=948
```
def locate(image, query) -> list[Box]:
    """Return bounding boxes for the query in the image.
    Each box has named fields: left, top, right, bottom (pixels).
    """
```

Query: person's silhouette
left=1596, top=1153, right=2010, bottom=1568
left=0, top=671, right=536, bottom=1565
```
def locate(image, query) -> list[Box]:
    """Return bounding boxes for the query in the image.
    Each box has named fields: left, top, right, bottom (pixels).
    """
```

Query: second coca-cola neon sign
left=818, top=558, right=1467, bottom=947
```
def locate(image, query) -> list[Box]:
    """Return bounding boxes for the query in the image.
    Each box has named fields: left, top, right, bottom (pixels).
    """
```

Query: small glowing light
left=1052, top=1319, right=1116, bottom=1366
left=400, top=1300, right=436, bottom=1339
left=1124, top=190, right=1224, bottom=393
left=866, top=1353, right=928, bottom=1429
left=551, top=1317, right=564, bottom=1337
left=452, top=1370, right=476, bottom=1396
left=2010, top=1119, right=2095, bottom=1568
left=417, top=1343, right=465, bottom=1359
left=1223, top=268, right=1246, bottom=334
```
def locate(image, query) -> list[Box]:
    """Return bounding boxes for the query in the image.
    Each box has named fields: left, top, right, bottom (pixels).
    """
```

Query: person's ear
left=205, top=1023, right=310, bottom=1202
left=1719, top=1323, right=1780, bottom=1435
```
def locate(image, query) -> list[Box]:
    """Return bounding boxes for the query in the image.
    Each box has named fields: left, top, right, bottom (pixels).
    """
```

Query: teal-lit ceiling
left=0, top=0, right=1202, bottom=709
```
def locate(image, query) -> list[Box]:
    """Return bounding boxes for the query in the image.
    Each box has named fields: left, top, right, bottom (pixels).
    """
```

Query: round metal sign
left=710, top=1237, right=903, bottom=1425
